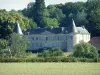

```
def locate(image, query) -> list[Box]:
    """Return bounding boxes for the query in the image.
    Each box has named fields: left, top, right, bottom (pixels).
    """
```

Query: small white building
left=14, top=20, right=90, bottom=52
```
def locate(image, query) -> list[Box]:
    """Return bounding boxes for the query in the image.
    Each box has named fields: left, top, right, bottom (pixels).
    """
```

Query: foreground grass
left=0, top=63, right=100, bottom=75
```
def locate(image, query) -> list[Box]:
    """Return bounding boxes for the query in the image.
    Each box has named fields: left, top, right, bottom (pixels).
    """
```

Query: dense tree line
left=0, top=0, right=100, bottom=39
left=22, top=0, right=100, bottom=37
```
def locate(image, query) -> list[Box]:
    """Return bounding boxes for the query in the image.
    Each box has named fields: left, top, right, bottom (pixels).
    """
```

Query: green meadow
left=0, top=63, right=100, bottom=75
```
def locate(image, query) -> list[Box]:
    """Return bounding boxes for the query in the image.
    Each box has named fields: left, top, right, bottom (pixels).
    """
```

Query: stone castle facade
left=15, top=20, right=90, bottom=52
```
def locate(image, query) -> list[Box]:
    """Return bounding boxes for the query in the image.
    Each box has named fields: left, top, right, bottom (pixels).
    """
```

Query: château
left=14, top=20, right=90, bottom=52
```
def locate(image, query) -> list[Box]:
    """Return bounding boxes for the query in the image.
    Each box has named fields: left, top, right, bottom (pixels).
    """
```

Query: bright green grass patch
left=0, top=63, right=100, bottom=75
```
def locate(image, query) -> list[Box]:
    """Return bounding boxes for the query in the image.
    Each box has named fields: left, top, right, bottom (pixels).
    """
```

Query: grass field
left=0, top=63, right=100, bottom=75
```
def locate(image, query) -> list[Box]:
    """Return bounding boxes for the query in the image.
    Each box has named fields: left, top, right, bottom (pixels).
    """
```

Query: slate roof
left=14, top=21, right=23, bottom=35
left=14, top=23, right=18, bottom=33
left=25, top=26, right=89, bottom=35
left=14, top=20, right=90, bottom=35
left=76, top=27, right=90, bottom=34
left=25, top=27, right=72, bottom=35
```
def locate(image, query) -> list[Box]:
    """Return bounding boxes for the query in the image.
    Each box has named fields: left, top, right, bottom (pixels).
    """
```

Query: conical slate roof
left=72, top=19, right=78, bottom=33
left=14, top=21, right=23, bottom=35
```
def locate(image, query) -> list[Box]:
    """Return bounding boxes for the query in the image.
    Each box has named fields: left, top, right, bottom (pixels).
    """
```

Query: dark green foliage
left=0, top=57, right=100, bottom=62
left=86, top=0, right=100, bottom=37
left=34, top=0, right=48, bottom=27
left=0, top=39, right=8, bottom=50
left=60, top=57, right=77, bottom=62
left=77, top=58, right=91, bottom=62
left=47, top=5, right=66, bottom=26
left=0, top=10, right=37, bottom=39
left=73, top=42, right=98, bottom=58
left=75, top=10, right=88, bottom=26
left=38, top=48, right=63, bottom=57
left=28, top=19, right=37, bottom=28
left=20, top=0, right=100, bottom=37
left=22, top=2, right=36, bottom=19
left=60, top=2, right=86, bottom=27
left=0, top=10, right=14, bottom=39
left=0, top=39, right=9, bottom=57
left=40, top=17, right=59, bottom=28
left=0, top=0, right=100, bottom=39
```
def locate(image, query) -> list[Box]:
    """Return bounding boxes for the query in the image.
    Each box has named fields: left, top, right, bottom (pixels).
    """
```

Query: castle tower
left=14, top=21, right=23, bottom=35
left=67, top=19, right=79, bottom=52
left=72, top=19, right=78, bottom=33
left=72, top=19, right=78, bottom=46
left=67, top=19, right=78, bottom=52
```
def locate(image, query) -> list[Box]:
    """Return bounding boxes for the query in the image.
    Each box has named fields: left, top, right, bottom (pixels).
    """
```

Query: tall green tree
left=61, top=2, right=85, bottom=27
left=0, top=10, right=14, bottom=39
left=40, top=17, right=59, bottom=28
left=22, top=2, right=36, bottom=19
left=47, top=5, right=65, bottom=27
left=0, top=10, right=37, bottom=39
left=9, top=33, right=28, bottom=57
left=34, top=0, right=49, bottom=27
left=75, top=10, right=88, bottom=26
left=86, top=0, right=100, bottom=37
left=38, top=48, right=63, bottom=57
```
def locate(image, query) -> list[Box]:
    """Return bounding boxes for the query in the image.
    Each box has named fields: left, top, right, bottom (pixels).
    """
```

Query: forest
left=0, top=0, right=100, bottom=39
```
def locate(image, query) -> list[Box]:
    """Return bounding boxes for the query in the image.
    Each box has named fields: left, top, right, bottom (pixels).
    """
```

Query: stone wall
left=27, top=34, right=68, bottom=52
left=26, top=32, right=90, bottom=52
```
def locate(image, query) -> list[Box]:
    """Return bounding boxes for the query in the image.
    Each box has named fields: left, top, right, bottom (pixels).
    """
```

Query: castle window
left=27, top=32, right=30, bottom=35
left=66, top=37, right=67, bottom=40
left=71, top=36, right=73, bottom=39
left=46, top=37, right=48, bottom=40
left=32, top=37, right=34, bottom=40
left=40, top=44, right=42, bottom=47
left=36, top=37, right=38, bottom=40
left=65, top=31, right=68, bottom=33
left=58, top=36, right=59, bottom=40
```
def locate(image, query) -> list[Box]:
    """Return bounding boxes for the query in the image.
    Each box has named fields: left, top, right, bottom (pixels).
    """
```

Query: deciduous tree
left=73, top=42, right=98, bottom=58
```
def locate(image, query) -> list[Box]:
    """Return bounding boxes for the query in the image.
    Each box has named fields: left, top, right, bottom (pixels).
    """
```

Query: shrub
left=45, top=57, right=62, bottom=62
left=61, top=57, right=77, bottom=62
left=0, top=57, right=100, bottom=62
left=73, top=42, right=98, bottom=58
left=38, top=48, right=63, bottom=57
left=0, top=39, right=9, bottom=57
left=9, top=33, right=28, bottom=57
left=25, top=58, right=45, bottom=62
left=97, top=58, right=100, bottom=62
